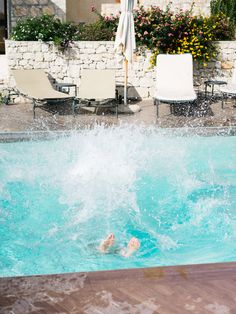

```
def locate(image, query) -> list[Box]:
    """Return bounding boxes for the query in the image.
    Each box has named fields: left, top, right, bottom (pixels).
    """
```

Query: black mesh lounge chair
left=6, top=69, right=75, bottom=118
left=76, top=69, right=118, bottom=117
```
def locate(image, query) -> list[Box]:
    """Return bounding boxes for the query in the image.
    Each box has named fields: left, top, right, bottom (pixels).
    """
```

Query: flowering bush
left=11, top=14, right=79, bottom=51
left=132, top=6, right=234, bottom=66
left=98, top=5, right=234, bottom=66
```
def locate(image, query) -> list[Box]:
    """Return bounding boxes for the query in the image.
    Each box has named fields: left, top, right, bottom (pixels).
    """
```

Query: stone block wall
left=5, top=40, right=236, bottom=99
left=10, top=0, right=66, bottom=27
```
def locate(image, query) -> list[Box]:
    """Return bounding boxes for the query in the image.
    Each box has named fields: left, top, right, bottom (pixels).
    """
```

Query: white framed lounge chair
left=76, top=69, right=118, bottom=117
left=221, top=60, right=236, bottom=108
left=6, top=69, right=75, bottom=118
left=153, top=53, right=197, bottom=117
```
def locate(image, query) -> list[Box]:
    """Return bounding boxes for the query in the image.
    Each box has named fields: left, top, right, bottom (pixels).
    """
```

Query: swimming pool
left=0, top=126, right=236, bottom=277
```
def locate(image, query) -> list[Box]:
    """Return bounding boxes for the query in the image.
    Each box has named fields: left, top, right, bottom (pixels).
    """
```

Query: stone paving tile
left=0, top=98, right=236, bottom=132
left=0, top=263, right=236, bottom=314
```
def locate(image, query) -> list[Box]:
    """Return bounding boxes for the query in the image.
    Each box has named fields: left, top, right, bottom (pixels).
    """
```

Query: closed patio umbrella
left=114, top=0, right=136, bottom=106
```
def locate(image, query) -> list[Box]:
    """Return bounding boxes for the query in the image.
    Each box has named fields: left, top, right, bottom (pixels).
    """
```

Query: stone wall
left=102, top=0, right=211, bottom=17
left=5, top=40, right=236, bottom=99
left=139, top=0, right=211, bottom=16
left=10, top=0, right=66, bottom=27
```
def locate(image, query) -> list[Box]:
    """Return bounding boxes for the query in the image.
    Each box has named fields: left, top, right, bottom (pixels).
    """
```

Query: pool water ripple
left=0, top=126, right=236, bottom=276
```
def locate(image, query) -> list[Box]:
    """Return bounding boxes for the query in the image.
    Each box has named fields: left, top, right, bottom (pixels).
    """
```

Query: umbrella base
left=113, top=104, right=141, bottom=114
left=128, top=104, right=141, bottom=113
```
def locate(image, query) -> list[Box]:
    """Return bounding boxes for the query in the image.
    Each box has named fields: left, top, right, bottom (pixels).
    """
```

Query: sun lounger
left=6, top=69, right=75, bottom=118
left=76, top=69, right=118, bottom=117
left=221, top=60, right=236, bottom=108
left=153, top=53, right=197, bottom=117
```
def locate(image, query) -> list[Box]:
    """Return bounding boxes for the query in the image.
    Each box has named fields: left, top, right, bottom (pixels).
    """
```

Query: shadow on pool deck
left=0, top=97, right=236, bottom=132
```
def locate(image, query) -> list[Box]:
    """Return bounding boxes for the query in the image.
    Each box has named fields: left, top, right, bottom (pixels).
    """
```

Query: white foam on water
left=57, top=126, right=154, bottom=213
left=190, top=198, right=227, bottom=226
left=157, top=234, right=178, bottom=250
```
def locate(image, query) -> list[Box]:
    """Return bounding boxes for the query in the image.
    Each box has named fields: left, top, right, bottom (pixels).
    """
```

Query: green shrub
left=76, top=6, right=118, bottom=41
left=11, top=14, right=79, bottom=51
left=211, top=0, right=236, bottom=26
left=76, top=20, right=115, bottom=41
left=207, top=12, right=235, bottom=40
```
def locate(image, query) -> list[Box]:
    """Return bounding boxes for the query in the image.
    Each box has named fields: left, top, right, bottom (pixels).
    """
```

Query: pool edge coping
left=1, top=126, right=236, bottom=142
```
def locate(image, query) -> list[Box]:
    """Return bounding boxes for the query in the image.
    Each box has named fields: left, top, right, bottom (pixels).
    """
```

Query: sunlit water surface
left=0, top=126, right=236, bottom=277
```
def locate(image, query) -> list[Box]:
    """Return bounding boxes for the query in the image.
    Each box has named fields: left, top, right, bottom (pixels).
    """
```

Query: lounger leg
left=3, top=93, right=10, bottom=105
left=221, top=93, right=224, bottom=109
left=72, top=98, right=75, bottom=117
left=3, top=89, right=14, bottom=105
left=156, top=100, right=160, bottom=117
left=188, top=103, right=191, bottom=116
left=33, top=100, right=36, bottom=119
left=204, top=83, right=207, bottom=99
left=6, top=90, right=11, bottom=105
left=116, top=102, right=118, bottom=118
left=77, top=100, right=82, bottom=115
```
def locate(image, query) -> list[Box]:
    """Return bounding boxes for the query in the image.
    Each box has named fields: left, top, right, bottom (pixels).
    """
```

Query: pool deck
left=0, top=262, right=236, bottom=313
left=0, top=97, right=236, bottom=131
left=1, top=98, right=236, bottom=313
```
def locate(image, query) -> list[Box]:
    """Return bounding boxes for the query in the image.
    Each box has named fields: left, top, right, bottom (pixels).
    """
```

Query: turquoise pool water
left=0, top=126, right=236, bottom=277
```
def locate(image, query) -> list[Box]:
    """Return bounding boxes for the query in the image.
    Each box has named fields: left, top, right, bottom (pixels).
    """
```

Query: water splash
left=0, top=125, right=236, bottom=276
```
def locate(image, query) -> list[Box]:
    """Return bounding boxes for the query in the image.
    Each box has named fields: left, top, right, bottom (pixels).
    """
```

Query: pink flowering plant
left=131, top=5, right=234, bottom=66
left=98, top=5, right=234, bottom=66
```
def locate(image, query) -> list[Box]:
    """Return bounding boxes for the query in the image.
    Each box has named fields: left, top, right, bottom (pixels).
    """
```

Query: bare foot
left=99, top=233, right=115, bottom=253
left=121, top=237, right=140, bottom=257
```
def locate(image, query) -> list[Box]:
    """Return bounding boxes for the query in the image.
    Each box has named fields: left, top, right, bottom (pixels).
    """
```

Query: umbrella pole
left=124, top=57, right=128, bottom=106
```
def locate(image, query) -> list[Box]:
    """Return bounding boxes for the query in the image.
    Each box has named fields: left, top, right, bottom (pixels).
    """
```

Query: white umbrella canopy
left=114, top=0, right=136, bottom=106
left=114, top=0, right=136, bottom=63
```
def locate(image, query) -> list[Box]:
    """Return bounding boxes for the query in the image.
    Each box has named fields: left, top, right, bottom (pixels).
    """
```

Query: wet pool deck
left=1, top=262, right=236, bottom=313
left=0, top=98, right=236, bottom=313
left=0, top=97, right=236, bottom=131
